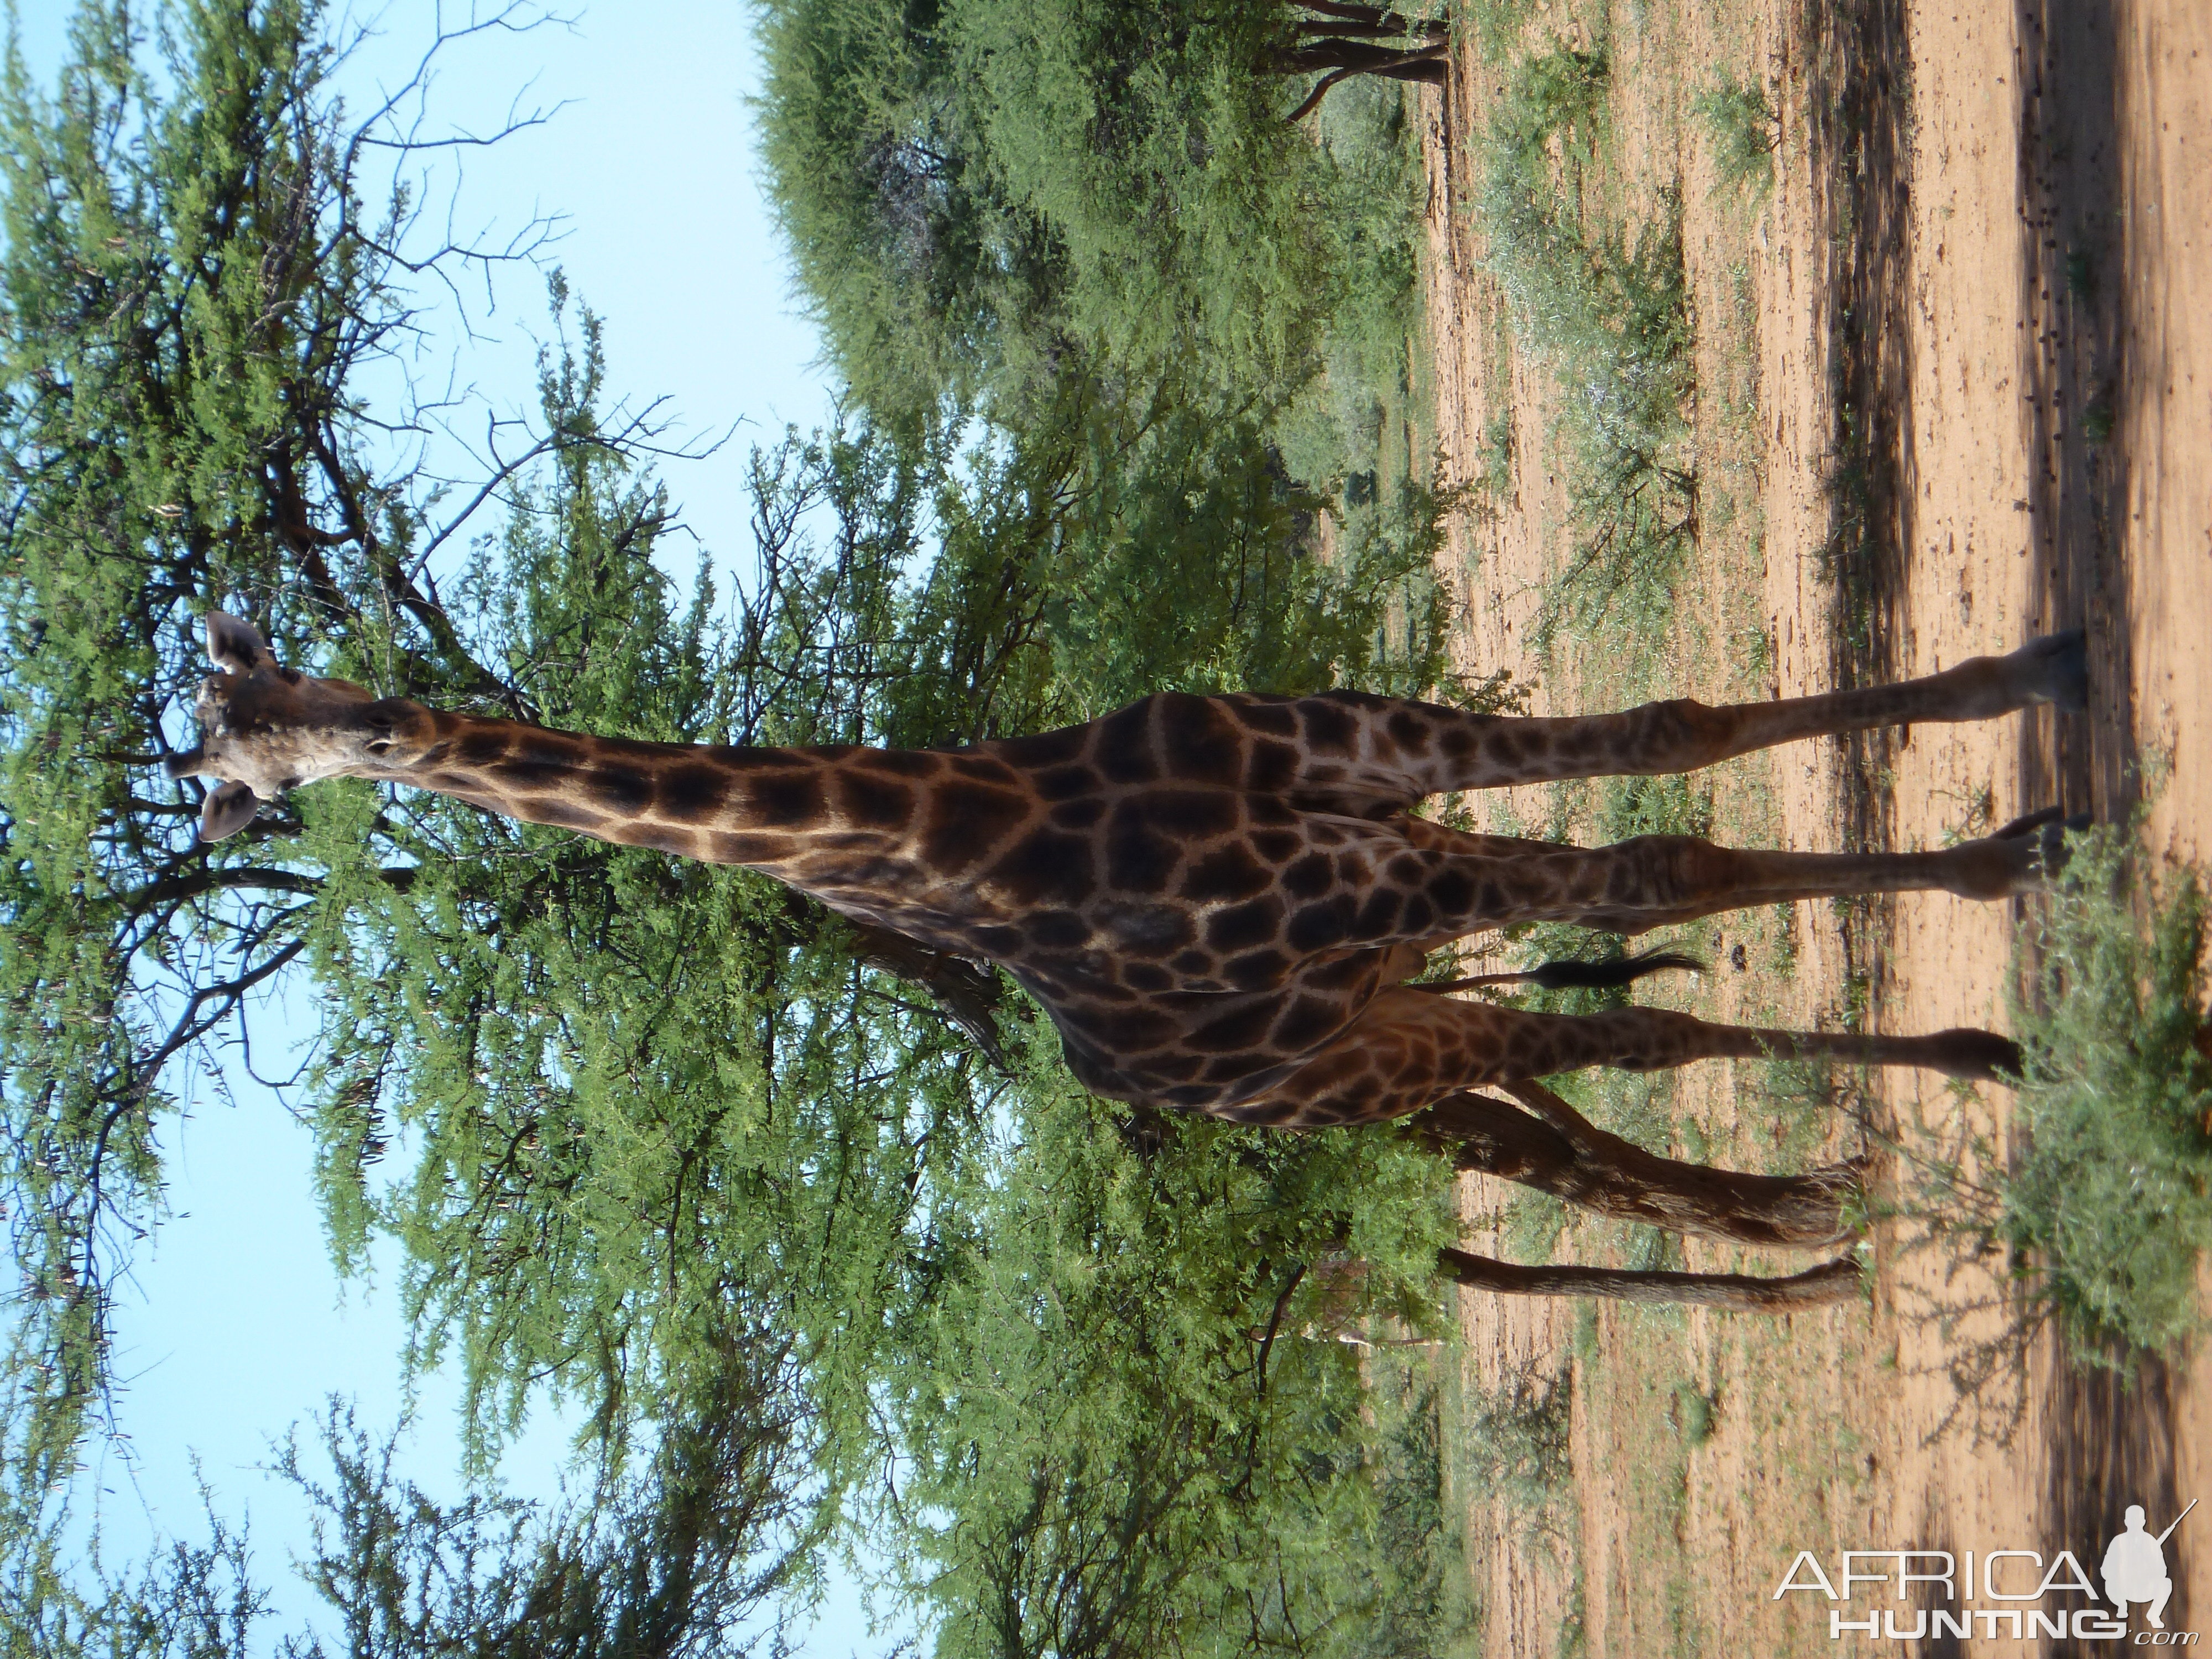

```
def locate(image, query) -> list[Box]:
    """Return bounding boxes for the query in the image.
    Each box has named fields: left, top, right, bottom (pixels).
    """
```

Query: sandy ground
left=1417, top=0, right=2212, bottom=1651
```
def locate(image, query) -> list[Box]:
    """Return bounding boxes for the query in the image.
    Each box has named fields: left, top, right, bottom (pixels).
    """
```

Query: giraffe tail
left=1525, top=948, right=1705, bottom=989
left=1423, top=949, right=1706, bottom=994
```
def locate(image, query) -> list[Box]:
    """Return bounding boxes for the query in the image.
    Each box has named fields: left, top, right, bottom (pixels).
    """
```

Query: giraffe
left=167, top=611, right=2090, bottom=1307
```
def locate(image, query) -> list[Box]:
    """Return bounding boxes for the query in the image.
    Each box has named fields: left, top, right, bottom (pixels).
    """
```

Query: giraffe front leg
left=1237, top=987, right=2017, bottom=1130
left=1224, top=633, right=2087, bottom=802
left=1437, top=1247, right=1864, bottom=1312
left=1500, top=633, right=2088, bottom=787
left=1403, top=815, right=2087, bottom=939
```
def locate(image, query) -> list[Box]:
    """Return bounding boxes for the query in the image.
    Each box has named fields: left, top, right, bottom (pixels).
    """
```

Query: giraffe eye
left=365, top=738, right=393, bottom=756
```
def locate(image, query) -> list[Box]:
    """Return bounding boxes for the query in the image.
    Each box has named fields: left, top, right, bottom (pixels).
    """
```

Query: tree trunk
left=1274, top=3, right=1450, bottom=122
left=1409, top=1083, right=1862, bottom=1249
left=1275, top=40, right=1449, bottom=81
left=1291, top=0, right=1449, bottom=38
left=1438, top=1246, right=1864, bottom=1312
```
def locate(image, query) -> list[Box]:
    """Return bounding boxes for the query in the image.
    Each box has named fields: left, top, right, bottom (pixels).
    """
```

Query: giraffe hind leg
left=1241, top=987, right=2018, bottom=1130
left=1395, top=814, right=2097, bottom=945
left=1438, top=1246, right=1864, bottom=1312
left=1411, top=1083, right=1864, bottom=1249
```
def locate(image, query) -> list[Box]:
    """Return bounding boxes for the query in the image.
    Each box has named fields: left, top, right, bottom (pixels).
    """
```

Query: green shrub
left=1474, top=45, right=1697, bottom=655
left=1455, top=1360, right=1576, bottom=1549
left=1692, top=75, right=1777, bottom=197
left=2005, top=827, right=2212, bottom=1358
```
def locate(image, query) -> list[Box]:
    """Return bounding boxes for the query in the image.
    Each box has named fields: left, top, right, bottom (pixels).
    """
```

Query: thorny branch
left=0, top=1, right=655, bottom=1442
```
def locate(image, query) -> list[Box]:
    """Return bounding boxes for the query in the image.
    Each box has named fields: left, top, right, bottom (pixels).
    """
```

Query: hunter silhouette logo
left=1774, top=1499, right=2198, bottom=1644
left=2106, top=1502, right=2195, bottom=1631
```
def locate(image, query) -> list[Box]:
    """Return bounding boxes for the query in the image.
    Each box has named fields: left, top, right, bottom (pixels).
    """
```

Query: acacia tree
left=0, top=0, right=1459, bottom=1585
left=1277, top=2, right=1450, bottom=123
left=888, top=1028, right=1475, bottom=1659
left=7, top=1327, right=820, bottom=1658
left=753, top=0, right=1438, bottom=420
left=0, top=0, right=1022, bottom=1517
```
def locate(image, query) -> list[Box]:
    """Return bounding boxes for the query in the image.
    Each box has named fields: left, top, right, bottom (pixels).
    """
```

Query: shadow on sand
left=2013, top=0, right=2183, bottom=1642
left=1814, top=0, right=2180, bottom=1632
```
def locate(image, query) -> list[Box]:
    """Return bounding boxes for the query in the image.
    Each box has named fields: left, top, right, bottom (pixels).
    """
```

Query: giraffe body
left=170, top=613, right=2087, bottom=1130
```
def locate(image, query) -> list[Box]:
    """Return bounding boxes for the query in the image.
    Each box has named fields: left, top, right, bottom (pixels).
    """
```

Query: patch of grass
left=1557, top=1570, right=1589, bottom=1659
left=1455, top=1360, right=1578, bottom=1550
left=2004, top=827, right=2212, bottom=1359
left=1474, top=44, right=1698, bottom=660
left=1594, top=769, right=1715, bottom=842
left=1750, top=1057, right=1866, bottom=1177
left=1503, top=1187, right=1574, bottom=1262
left=1693, top=75, right=1778, bottom=197
left=1470, top=404, right=1516, bottom=517
left=1572, top=1301, right=1601, bottom=1366
left=1671, top=1379, right=1718, bottom=1444
left=1277, top=74, right=1438, bottom=559
left=1619, top=1220, right=1685, bottom=1274
left=1366, top=1355, right=1489, bottom=1659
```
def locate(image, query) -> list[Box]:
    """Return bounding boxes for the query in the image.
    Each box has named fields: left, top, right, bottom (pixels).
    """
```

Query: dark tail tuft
left=1527, top=949, right=1705, bottom=990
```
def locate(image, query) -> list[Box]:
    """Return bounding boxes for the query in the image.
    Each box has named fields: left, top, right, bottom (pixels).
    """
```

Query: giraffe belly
left=1017, top=947, right=1394, bottom=1113
left=792, top=787, right=1510, bottom=1114
left=793, top=786, right=1419, bottom=993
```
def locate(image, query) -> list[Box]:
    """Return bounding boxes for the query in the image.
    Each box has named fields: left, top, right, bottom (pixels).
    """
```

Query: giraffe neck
left=367, top=707, right=1022, bottom=948
left=377, top=707, right=889, bottom=873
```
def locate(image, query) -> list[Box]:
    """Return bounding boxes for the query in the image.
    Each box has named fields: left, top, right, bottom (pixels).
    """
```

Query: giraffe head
left=165, top=611, right=419, bottom=842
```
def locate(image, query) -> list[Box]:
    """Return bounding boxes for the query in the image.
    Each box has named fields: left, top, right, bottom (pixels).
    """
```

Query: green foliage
left=1452, top=1360, right=1574, bottom=1551
left=2004, top=828, right=2212, bottom=1358
left=0, top=0, right=383, bottom=1478
left=754, top=0, right=1408, bottom=415
left=1268, top=72, right=1433, bottom=496
left=3, top=4, right=1473, bottom=1653
left=1692, top=75, right=1777, bottom=197
left=1473, top=43, right=1697, bottom=656
left=0, top=0, right=1004, bottom=1538
left=753, top=0, right=1445, bottom=654
left=1670, top=1379, right=1716, bottom=1445
left=10, top=1365, right=811, bottom=1659
left=1036, top=390, right=1452, bottom=712
left=891, top=1022, right=1468, bottom=1659
left=1593, top=769, right=1715, bottom=843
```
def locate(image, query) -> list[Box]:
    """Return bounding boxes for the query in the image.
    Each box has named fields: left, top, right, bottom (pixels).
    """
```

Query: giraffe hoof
left=1936, top=1029, right=2026, bottom=1084
left=2009, top=809, right=2093, bottom=884
left=1950, top=809, right=2090, bottom=897
left=2016, top=629, right=2089, bottom=712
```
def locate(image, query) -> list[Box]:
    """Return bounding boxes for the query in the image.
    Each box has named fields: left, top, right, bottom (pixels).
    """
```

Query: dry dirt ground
left=1413, top=0, right=2211, bottom=1651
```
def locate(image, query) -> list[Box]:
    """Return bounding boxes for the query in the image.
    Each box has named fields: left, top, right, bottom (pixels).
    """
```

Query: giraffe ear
left=206, top=611, right=275, bottom=675
left=198, top=779, right=260, bottom=842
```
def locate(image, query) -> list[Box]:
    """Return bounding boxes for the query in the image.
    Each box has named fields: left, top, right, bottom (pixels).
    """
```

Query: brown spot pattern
left=194, top=648, right=2077, bottom=1131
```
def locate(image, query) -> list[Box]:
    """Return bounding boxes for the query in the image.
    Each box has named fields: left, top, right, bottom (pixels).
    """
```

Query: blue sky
left=14, top=3, right=896, bottom=1651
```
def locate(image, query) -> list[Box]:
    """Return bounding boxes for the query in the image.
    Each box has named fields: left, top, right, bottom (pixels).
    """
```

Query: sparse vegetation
left=1694, top=75, right=1779, bottom=197
left=2004, top=828, right=2212, bottom=1358
left=1454, top=1360, right=1578, bottom=1550
left=1473, top=40, right=1698, bottom=659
